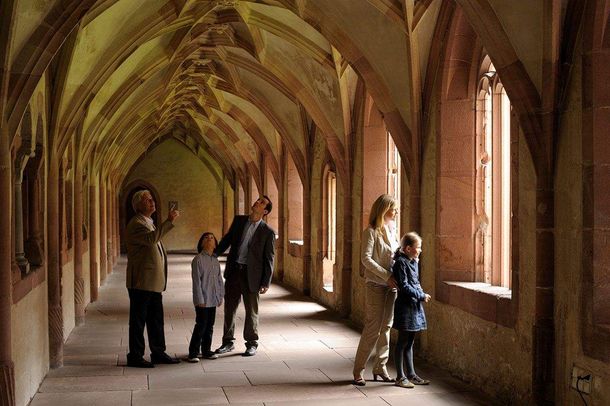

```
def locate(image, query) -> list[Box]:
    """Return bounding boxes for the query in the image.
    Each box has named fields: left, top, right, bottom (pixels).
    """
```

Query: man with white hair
left=125, top=190, right=179, bottom=368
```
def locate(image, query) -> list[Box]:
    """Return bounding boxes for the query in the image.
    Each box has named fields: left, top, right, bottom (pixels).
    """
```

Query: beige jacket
left=126, top=214, right=174, bottom=292
left=360, top=226, right=398, bottom=285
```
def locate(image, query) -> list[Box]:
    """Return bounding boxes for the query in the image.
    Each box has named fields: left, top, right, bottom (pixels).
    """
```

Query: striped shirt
left=191, top=251, right=224, bottom=307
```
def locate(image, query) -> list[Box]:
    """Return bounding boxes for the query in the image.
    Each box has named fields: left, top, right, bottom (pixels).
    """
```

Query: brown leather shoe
left=151, top=353, right=180, bottom=364
left=127, top=358, right=155, bottom=368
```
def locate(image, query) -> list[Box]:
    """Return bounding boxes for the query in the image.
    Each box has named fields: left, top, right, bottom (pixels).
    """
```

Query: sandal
left=373, top=373, right=395, bottom=382
left=409, top=375, right=430, bottom=385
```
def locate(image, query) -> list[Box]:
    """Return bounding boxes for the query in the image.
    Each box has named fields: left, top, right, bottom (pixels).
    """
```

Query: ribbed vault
left=5, top=0, right=448, bottom=193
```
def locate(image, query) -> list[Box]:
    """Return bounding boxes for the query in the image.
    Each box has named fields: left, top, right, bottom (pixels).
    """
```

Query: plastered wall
left=11, top=282, right=49, bottom=406
left=61, top=259, right=75, bottom=338
left=123, top=139, right=224, bottom=251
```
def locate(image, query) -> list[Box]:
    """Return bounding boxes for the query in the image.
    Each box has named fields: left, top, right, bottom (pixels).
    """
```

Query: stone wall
left=554, top=38, right=610, bottom=406
left=123, top=139, right=224, bottom=251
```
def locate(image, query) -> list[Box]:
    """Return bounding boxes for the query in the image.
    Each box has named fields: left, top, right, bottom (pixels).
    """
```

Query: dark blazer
left=215, top=215, right=276, bottom=293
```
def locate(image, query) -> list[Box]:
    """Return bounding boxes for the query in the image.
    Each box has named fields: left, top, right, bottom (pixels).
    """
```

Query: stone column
left=73, top=153, right=85, bottom=325
left=13, top=140, right=32, bottom=274
left=106, top=184, right=113, bottom=274
left=0, top=123, right=15, bottom=405
left=302, top=176, right=311, bottom=296
left=99, top=180, right=107, bottom=282
left=533, top=179, right=555, bottom=402
left=47, top=154, right=64, bottom=368
left=88, top=178, right=99, bottom=302
left=25, top=145, right=43, bottom=267
left=276, top=148, right=287, bottom=282
left=340, top=181, right=353, bottom=318
left=113, top=190, right=119, bottom=260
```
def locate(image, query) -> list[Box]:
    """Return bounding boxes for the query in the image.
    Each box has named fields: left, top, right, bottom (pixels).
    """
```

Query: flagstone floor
left=29, top=255, right=497, bottom=406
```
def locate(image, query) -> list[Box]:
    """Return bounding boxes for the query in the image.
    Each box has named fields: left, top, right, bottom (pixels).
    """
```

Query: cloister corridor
left=4, top=1, right=610, bottom=404
left=29, top=255, right=494, bottom=406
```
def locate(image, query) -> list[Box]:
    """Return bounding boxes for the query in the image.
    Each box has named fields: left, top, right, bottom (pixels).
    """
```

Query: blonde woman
left=352, top=194, right=399, bottom=386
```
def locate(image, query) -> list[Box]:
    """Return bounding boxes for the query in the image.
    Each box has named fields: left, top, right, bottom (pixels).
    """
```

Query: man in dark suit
left=214, top=196, right=276, bottom=356
left=125, top=190, right=180, bottom=368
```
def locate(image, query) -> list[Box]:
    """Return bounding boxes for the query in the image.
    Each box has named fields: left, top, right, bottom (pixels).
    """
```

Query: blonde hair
left=368, top=194, right=398, bottom=231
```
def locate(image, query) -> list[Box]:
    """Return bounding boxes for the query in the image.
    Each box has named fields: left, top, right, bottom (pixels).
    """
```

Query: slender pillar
left=73, top=154, right=85, bottom=325
left=340, top=183, right=353, bottom=318
left=0, top=123, right=15, bottom=405
left=25, top=146, right=43, bottom=266
left=99, top=181, right=107, bottom=282
left=13, top=141, right=32, bottom=273
left=276, top=148, right=287, bottom=282
left=47, top=154, right=63, bottom=368
left=13, top=175, right=29, bottom=272
left=533, top=179, right=555, bottom=403
left=106, top=184, right=113, bottom=273
left=302, top=176, right=311, bottom=296
left=222, top=175, right=229, bottom=235
left=113, top=191, right=119, bottom=260
left=88, top=179, right=99, bottom=302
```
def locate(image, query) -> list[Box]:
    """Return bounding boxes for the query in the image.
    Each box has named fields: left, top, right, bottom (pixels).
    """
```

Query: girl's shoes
left=352, top=377, right=366, bottom=386
left=395, top=378, right=414, bottom=388
left=186, top=355, right=200, bottom=363
left=408, top=375, right=430, bottom=385
left=373, top=373, right=395, bottom=382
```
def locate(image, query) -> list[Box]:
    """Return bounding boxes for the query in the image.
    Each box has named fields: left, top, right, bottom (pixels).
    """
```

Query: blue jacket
left=392, top=252, right=427, bottom=331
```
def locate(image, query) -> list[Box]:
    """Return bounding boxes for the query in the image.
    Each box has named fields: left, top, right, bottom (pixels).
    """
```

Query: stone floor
left=30, top=255, right=497, bottom=406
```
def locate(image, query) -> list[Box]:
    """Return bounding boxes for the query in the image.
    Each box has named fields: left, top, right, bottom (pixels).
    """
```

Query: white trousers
left=353, top=283, right=396, bottom=378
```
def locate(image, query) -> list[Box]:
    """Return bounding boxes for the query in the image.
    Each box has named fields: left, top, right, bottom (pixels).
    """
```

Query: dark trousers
left=188, top=307, right=216, bottom=357
left=127, top=288, right=166, bottom=361
left=222, top=266, right=260, bottom=348
left=394, top=330, right=417, bottom=380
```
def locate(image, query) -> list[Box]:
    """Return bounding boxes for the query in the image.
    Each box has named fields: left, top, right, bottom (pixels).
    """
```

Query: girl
left=187, top=232, right=224, bottom=362
left=392, top=232, right=431, bottom=388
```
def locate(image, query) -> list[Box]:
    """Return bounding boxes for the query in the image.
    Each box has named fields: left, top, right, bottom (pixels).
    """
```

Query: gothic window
left=322, top=165, right=337, bottom=291
left=475, top=59, right=512, bottom=289
left=387, top=132, right=401, bottom=233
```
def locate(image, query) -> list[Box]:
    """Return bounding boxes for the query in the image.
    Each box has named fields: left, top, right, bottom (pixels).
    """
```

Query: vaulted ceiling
left=3, top=0, right=550, bottom=190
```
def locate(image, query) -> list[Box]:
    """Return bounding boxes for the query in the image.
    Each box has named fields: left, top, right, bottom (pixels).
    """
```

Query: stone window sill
left=444, top=281, right=512, bottom=299
left=436, top=280, right=516, bottom=328
left=288, top=240, right=304, bottom=257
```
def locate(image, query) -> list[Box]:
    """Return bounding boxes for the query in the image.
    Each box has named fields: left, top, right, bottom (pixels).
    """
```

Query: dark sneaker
left=202, top=352, right=219, bottom=360
left=243, top=346, right=257, bottom=356
left=215, top=343, right=235, bottom=354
